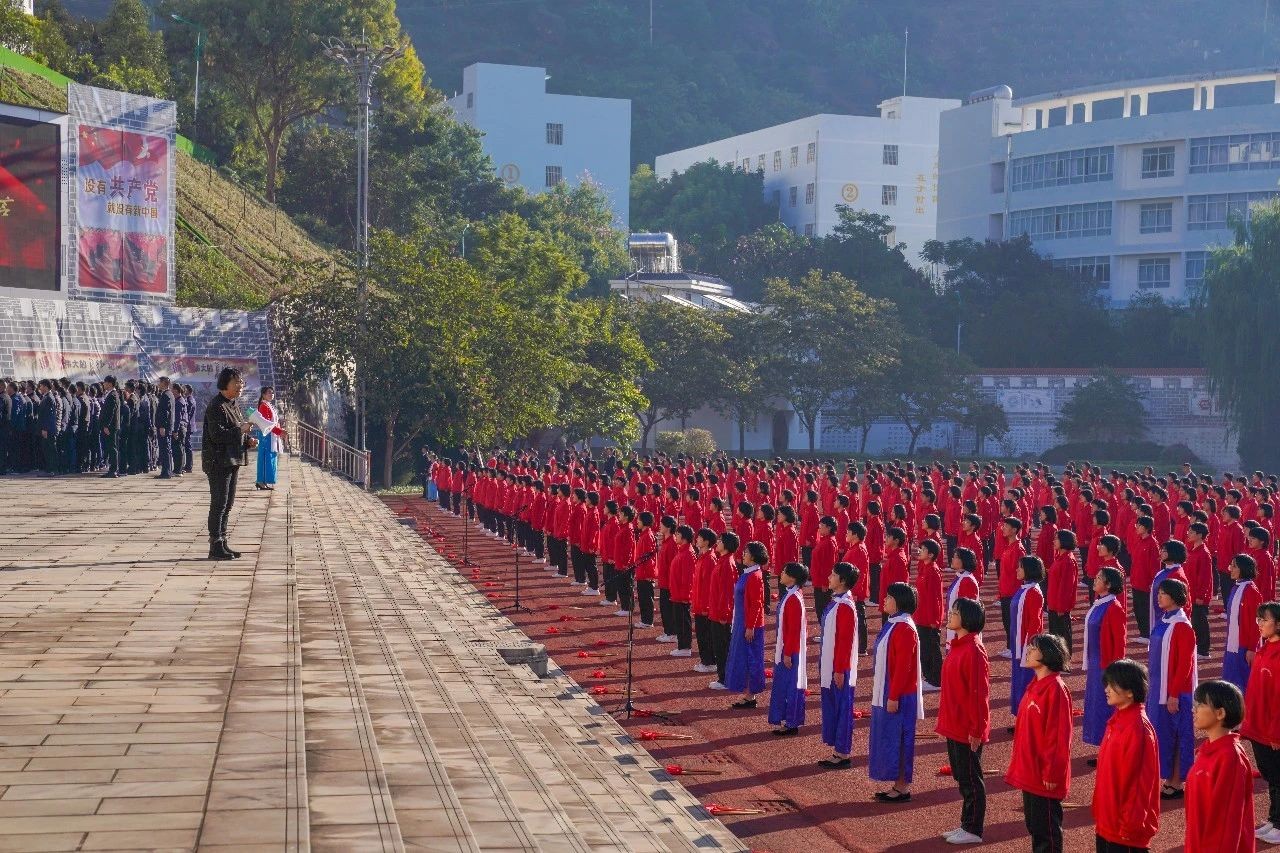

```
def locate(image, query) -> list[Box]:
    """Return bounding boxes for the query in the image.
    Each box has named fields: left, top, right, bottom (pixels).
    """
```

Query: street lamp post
left=322, top=32, right=406, bottom=454
left=169, top=14, right=206, bottom=139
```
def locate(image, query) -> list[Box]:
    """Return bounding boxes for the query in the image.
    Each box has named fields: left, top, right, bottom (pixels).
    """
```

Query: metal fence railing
left=292, top=419, right=371, bottom=491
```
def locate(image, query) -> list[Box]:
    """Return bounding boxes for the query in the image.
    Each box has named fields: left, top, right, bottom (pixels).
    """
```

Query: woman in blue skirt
left=818, top=562, right=859, bottom=769
left=868, top=581, right=923, bottom=802
left=726, top=541, right=768, bottom=709
left=768, top=562, right=808, bottom=735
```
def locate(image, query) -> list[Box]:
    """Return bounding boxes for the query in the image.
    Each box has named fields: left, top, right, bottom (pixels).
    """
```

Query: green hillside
left=0, top=62, right=333, bottom=306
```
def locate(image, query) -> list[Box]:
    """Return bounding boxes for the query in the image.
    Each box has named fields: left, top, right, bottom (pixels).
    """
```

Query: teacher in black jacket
left=203, top=367, right=256, bottom=560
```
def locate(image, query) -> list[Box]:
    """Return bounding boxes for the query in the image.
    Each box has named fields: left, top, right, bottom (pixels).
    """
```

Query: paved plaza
left=0, top=458, right=744, bottom=852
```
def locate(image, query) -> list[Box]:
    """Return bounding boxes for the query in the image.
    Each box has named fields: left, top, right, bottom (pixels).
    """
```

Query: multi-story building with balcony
left=937, top=69, right=1280, bottom=305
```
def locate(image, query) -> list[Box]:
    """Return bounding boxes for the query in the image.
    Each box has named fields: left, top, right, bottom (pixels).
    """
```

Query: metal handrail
left=293, top=419, right=371, bottom=490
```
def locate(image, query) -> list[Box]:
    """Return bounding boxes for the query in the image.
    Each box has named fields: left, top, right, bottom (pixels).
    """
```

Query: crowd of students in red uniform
left=429, top=451, right=1279, bottom=852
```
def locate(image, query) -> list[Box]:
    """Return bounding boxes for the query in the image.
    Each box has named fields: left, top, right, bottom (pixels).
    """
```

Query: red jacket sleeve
left=833, top=604, right=855, bottom=672
left=965, top=645, right=991, bottom=742
left=744, top=571, right=764, bottom=630
left=888, top=625, right=919, bottom=701
left=1185, top=739, right=1255, bottom=853
left=1169, top=622, right=1197, bottom=695
left=782, top=594, right=802, bottom=655
left=1101, top=604, right=1127, bottom=669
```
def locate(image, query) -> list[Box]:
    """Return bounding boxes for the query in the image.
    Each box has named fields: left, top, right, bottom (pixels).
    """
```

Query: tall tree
left=885, top=339, right=976, bottom=455
left=764, top=270, right=901, bottom=452
left=1197, top=200, right=1280, bottom=469
left=1055, top=369, right=1147, bottom=444
left=554, top=299, right=651, bottom=447
left=96, top=0, right=168, bottom=95
left=727, top=222, right=819, bottom=303
left=710, top=309, right=786, bottom=453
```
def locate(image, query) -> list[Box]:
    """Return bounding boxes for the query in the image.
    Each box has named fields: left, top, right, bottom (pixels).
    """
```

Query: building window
left=545, top=122, right=564, bottom=145
left=790, top=146, right=799, bottom=168
left=545, top=165, right=563, bottom=187
left=789, top=186, right=798, bottom=207
left=772, top=189, right=781, bottom=208
left=1184, top=251, right=1208, bottom=296
left=466, top=92, right=474, bottom=108
left=883, top=144, right=899, bottom=166
left=757, top=154, right=766, bottom=171
left=1137, top=257, right=1171, bottom=289
left=881, top=184, right=898, bottom=206
left=741, top=158, right=751, bottom=171
left=1187, top=191, right=1280, bottom=230
left=807, top=142, right=817, bottom=163
left=805, top=182, right=815, bottom=204
left=773, top=150, right=782, bottom=171
left=1051, top=255, right=1111, bottom=291
left=1138, top=201, right=1173, bottom=234
left=804, top=223, right=815, bottom=237
left=1140, top=145, right=1174, bottom=178
left=1009, top=146, right=1114, bottom=191
left=881, top=227, right=897, bottom=246
left=1190, top=132, right=1280, bottom=173
left=1008, top=202, right=1113, bottom=240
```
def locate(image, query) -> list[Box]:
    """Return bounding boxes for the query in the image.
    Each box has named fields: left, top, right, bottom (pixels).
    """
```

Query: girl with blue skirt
left=1149, top=577, right=1198, bottom=798
left=1081, top=568, right=1127, bottom=747
left=869, top=582, right=923, bottom=802
left=818, top=562, right=859, bottom=769
left=1224, top=553, right=1262, bottom=692
left=727, top=541, right=768, bottom=709
left=1008, top=557, right=1045, bottom=720
left=768, top=562, right=808, bottom=735
left=251, top=386, right=283, bottom=490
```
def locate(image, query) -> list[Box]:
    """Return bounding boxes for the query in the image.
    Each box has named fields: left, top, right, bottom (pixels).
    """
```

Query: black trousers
left=1095, top=837, right=1147, bottom=853
left=1047, top=611, right=1072, bottom=654
left=583, top=554, right=598, bottom=590
left=157, top=434, right=172, bottom=476
left=659, top=589, right=673, bottom=635
left=712, top=620, right=732, bottom=683
left=103, top=431, right=120, bottom=475
left=813, top=587, right=833, bottom=627
left=1192, top=603, right=1211, bottom=657
left=920, top=626, right=942, bottom=686
left=1023, top=791, right=1064, bottom=853
left=869, top=563, right=882, bottom=605
left=1218, top=571, right=1234, bottom=604
left=533, top=530, right=545, bottom=560
left=636, top=578, right=653, bottom=625
left=946, top=738, right=985, bottom=837
left=695, top=614, right=716, bottom=665
left=570, top=545, right=586, bottom=583
left=550, top=536, right=568, bottom=576
left=1000, top=597, right=1013, bottom=648
left=855, top=599, right=869, bottom=655
left=672, top=602, right=692, bottom=650
left=1253, top=739, right=1280, bottom=826
left=207, top=466, right=239, bottom=541
left=41, top=434, right=58, bottom=473
left=801, top=545, right=813, bottom=567
left=601, top=562, right=617, bottom=602
left=1133, top=589, right=1151, bottom=639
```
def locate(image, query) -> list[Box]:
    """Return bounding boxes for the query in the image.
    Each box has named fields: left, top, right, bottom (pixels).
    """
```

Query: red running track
left=386, top=495, right=1267, bottom=853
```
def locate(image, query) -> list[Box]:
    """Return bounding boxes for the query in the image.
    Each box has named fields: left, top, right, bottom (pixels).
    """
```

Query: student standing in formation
left=868, top=582, right=924, bottom=803
left=768, top=562, right=808, bottom=736
left=1046, top=529, right=1079, bottom=653
left=655, top=517, right=677, bottom=641
left=1093, top=659, right=1161, bottom=853
left=727, top=541, right=768, bottom=710
left=842, top=521, right=872, bottom=655
left=1184, top=679, right=1256, bottom=853
left=1009, top=557, right=1047, bottom=726
left=936, top=597, right=991, bottom=846
left=997, top=517, right=1027, bottom=659
left=1243, top=602, right=1280, bottom=845
left=1129, top=516, right=1161, bottom=645
left=915, top=538, right=945, bottom=691
left=1224, top=553, right=1263, bottom=692
left=691, top=529, right=718, bottom=674
left=818, top=562, right=859, bottom=769
left=947, top=548, right=982, bottom=649
left=632, top=510, right=656, bottom=628
left=1005, top=633, right=1073, bottom=853
left=1186, top=522, right=1215, bottom=660
left=879, top=527, right=910, bottom=605
left=1150, top=577, right=1198, bottom=799
left=708, top=531, right=739, bottom=691
left=810, top=517, right=838, bottom=640
left=667, top=525, right=696, bottom=658
left=1083, top=568, right=1129, bottom=759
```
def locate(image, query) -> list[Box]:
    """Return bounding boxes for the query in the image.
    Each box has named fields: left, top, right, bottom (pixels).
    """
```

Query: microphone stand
left=461, top=482, right=478, bottom=569
left=501, top=502, right=534, bottom=614
left=609, top=548, right=675, bottom=723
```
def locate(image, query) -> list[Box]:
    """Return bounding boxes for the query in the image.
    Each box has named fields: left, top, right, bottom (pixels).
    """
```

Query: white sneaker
left=1133, top=637, right=1150, bottom=646
left=1261, top=828, right=1280, bottom=845
left=656, top=634, right=676, bottom=643
left=941, top=829, right=964, bottom=841
left=581, top=587, right=598, bottom=595
left=693, top=663, right=716, bottom=673
left=598, top=598, right=615, bottom=607
left=1256, top=822, right=1275, bottom=838
left=670, top=648, right=692, bottom=657
left=570, top=580, right=585, bottom=586
left=997, top=648, right=1012, bottom=659
left=634, top=622, right=654, bottom=629
left=708, top=680, right=727, bottom=690
left=946, top=830, right=983, bottom=845
left=613, top=610, right=629, bottom=617
left=922, top=681, right=940, bottom=693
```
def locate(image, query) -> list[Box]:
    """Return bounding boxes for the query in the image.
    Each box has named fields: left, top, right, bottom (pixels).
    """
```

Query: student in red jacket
left=957, top=514, right=985, bottom=586
left=727, top=540, right=768, bottom=709
left=915, top=538, right=945, bottom=690
left=936, top=596, right=991, bottom=846
left=775, top=506, right=799, bottom=600
left=625, top=507, right=652, bottom=625
left=1244, top=602, right=1280, bottom=844
left=768, top=562, right=809, bottom=736
left=879, top=527, right=910, bottom=606
left=1093, top=659, right=1161, bottom=852
left=708, top=532, right=740, bottom=690
left=869, top=582, right=923, bottom=802
left=810, top=516, right=839, bottom=634
left=1185, top=679, right=1255, bottom=853
left=997, top=517, right=1027, bottom=659
left=1248, top=527, right=1276, bottom=602
left=654, top=516, right=678, bottom=641
left=1046, top=529, right=1079, bottom=653
left=1151, top=578, right=1198, bottom=798
left=691, top=528, right=719, bottom=673
left=1187, top=521, right=1215, bottom=659
left=1006, top=633, right=1072, bottom=853
left=1130, top=516, right=1161, bottom=643
left=1223, top=554, right=1263, bottom=693
left=866, top=500, right=886, bottom=604
left=667, top=525, right=696, bottom=657
left=844, top=521, right=872, bottom=655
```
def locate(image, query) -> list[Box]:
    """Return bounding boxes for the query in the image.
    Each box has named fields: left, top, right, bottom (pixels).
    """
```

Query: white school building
left=653, top=96, right=961, bottom=264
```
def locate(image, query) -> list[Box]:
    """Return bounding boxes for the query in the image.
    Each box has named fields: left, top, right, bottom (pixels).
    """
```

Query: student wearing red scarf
left=1093, top=659, right=1161, bottom=853
left=936, top=597, right=990, bottom=846
left=1185, top=679, right=1255, bottom=853
left=1006, top=633, right=1072, bottom=853
left=1243, top=602, right=1280, bottom=844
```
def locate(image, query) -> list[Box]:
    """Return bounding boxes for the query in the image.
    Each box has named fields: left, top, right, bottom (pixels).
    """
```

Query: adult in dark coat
left=0, top=384, right=10, bottom=474
left=154, top=377, right=176, bottom=479
left=99, top=377, right=122, bottom=477
left=203, top=367, right=255, bottom=560
left=36, top=380, right=59, bottom=475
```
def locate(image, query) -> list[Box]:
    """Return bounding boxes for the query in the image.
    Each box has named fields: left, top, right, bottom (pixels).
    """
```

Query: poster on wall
left=0, top=113, right=61, bottom=291
left=69, top=83, right=176, bottom=300
left=11, top=350, right=138, bottom=382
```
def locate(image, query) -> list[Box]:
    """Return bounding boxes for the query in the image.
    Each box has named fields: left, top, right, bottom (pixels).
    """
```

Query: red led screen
left=0, top=114, right=61, bottom=292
